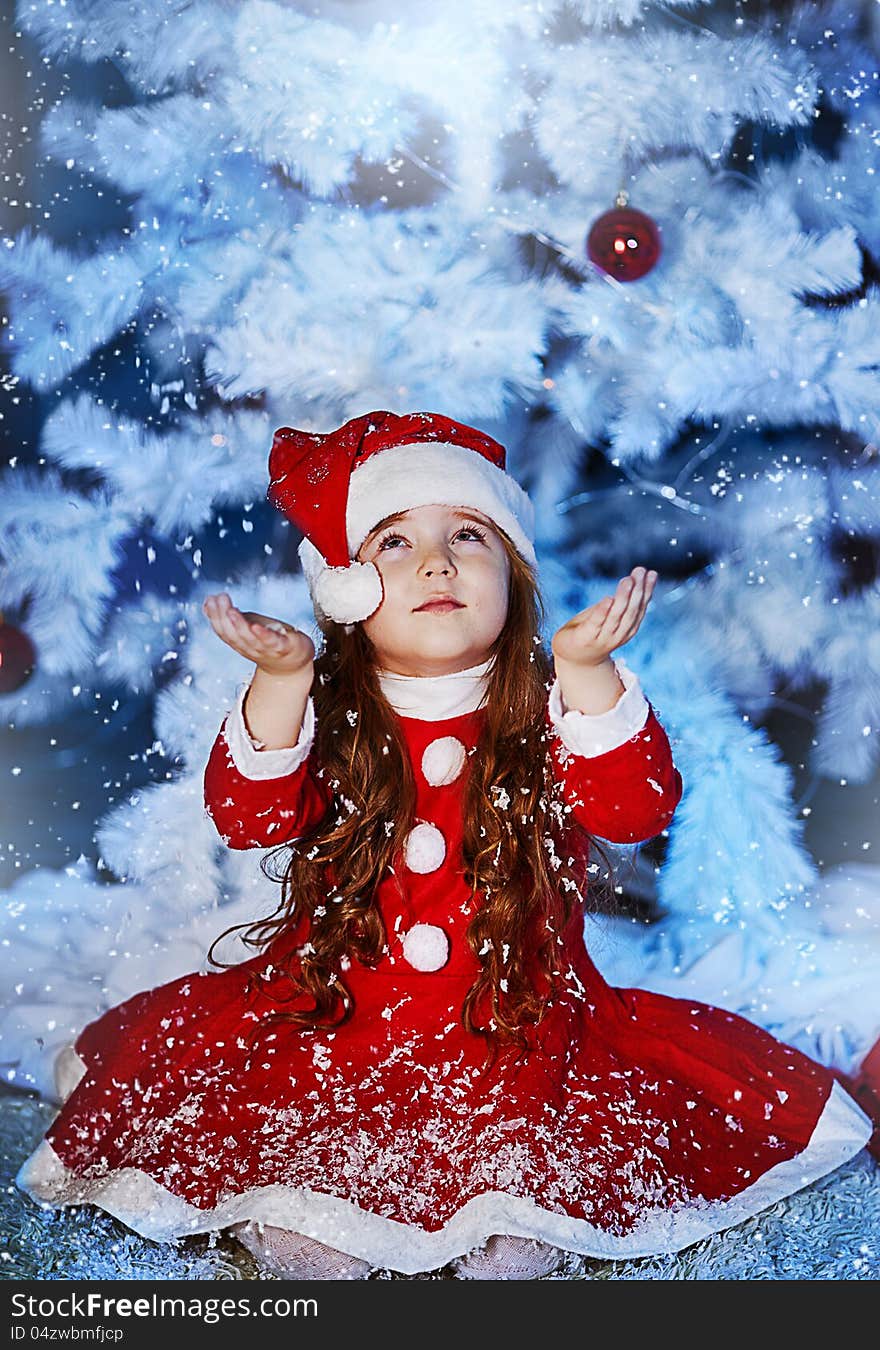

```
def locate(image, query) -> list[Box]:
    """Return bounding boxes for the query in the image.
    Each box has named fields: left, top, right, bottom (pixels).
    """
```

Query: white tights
left=452, top=1234, right=564, bottom=1280
left=230, top=1222, right=372, bottom=1280
left=230, top=1222, right=563, bottom=1280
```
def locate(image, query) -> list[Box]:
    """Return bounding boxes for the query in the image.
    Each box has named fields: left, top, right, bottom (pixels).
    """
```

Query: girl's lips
left=416, top=601, right=465, bottom=613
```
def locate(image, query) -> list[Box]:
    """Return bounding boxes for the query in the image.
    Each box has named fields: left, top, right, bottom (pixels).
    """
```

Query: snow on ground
left=3, top=1088, right=878, bottom=1281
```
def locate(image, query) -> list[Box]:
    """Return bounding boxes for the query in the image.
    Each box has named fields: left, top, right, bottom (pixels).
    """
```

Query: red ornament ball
left=0, top=618, right=36, bottom=693
left=586, top=204, right=661, bottom=282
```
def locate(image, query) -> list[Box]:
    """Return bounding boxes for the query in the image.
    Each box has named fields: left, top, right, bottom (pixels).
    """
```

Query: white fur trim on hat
left=347, top=441, right=536, bottom=566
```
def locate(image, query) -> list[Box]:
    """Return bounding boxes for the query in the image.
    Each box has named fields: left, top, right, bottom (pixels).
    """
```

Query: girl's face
left=356, top=503, right=511, bottom=676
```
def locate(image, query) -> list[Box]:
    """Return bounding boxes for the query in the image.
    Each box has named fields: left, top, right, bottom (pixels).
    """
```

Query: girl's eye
left=376, top=533, right=406, bottom=551
left=376, top=525, right=487, bottom=551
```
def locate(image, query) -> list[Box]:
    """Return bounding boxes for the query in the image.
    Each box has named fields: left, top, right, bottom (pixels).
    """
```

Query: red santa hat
left=267, top=410, right=537, bottom=626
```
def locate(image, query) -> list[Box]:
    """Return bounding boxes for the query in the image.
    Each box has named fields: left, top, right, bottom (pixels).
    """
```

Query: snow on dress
left=17, top=657, right=872, bottom=1272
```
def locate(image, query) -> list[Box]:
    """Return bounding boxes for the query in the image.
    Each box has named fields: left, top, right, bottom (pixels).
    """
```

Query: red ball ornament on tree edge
left=587, top=196, right=661, bottom=282
left=0, top=613, right=37, bottom=693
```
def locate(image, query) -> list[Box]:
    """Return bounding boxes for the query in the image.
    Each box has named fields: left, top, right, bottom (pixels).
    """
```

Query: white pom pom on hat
left=267, top=410, right=537, bottom=626
left=311, top=558, right=384, bottom=627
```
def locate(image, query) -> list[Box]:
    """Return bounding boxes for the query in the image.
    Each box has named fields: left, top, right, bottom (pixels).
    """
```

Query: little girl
left=17, top=410, right=872, bottom=1280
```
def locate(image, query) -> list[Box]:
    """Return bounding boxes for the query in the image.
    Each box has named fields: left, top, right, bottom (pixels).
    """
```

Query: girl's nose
left=418, top=541, right=456, bottom=576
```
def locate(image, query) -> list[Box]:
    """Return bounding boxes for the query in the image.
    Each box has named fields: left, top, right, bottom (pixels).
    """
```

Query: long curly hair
left=209, top=528, right=617, bottom=1057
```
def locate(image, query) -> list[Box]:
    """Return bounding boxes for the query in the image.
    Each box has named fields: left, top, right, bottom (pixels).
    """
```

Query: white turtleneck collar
left=377, top=655, right=494, bottom=720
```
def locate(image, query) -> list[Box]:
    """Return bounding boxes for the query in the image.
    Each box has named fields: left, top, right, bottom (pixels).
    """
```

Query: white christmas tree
left=2, top=0, right=880, bottom=1097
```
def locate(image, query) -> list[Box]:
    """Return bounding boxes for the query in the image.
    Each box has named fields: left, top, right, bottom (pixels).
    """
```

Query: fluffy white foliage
left=592, top=862, right=880, bottom=1077
left=226, top=5, right=421, bottom=199
left=94, top=777, right=220, bottom=889
left=14, top=0, right=235, bottom=87
left=40, top=95, right=234, bottom=206
left=812, top=862, right=880, bottom=939
left=762, top=141, right=880, bottom=261
left=229, top=1, right=535, bottom=208
left=5, top=0, right=876, bottom=448
left=0, top=855, right=274, bottom=1097
left=532, top=29, right=815, bottom=192
left=657, top=693, right=817, bottom=929
left=0, top=468, right=134, bottom=676
left=545, top=175, right=866, bottom=456
left=813, top=590, right=880, bottom=783
left=203, top=200, right=551, bottom=413
left=823, top=303, right=880, bottom=439
left=704, top=465, right=836, bottom=670
left=0, top=233, right=144, bottom=392
left=40, top=396, right=272, bottom=535
left=96, top=594, right=185, bottom=692
left=568, top=0, right=712, bottom=25
left=829, top=462, right=880, bottom=536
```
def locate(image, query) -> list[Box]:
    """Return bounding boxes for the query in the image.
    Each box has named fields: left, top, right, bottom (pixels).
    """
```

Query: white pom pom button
left=403, top=822, right=446, bottom=874
left=402, top=923, right=450, bottom=972
left=421, top=736, right=466, bottom=787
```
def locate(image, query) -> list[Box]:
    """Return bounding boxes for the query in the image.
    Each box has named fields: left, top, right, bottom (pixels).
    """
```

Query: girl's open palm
left=551, top=566, right=657, bottom=668
left=203, top=592, right=315, bottom=677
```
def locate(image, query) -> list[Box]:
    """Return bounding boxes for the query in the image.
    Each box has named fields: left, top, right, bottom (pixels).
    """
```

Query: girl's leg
left=229, top=1220, right=371, bottom=1280
left=232, top=1222, right=563, bottom=1281
left=452, top=1233, right=564, bottom=1280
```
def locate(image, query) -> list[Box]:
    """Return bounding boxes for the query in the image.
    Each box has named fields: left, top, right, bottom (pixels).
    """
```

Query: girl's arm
left=203, top=675, right=331, bottom=849
left=202, top=593, right=330, bottom=849
left=241, top=665, right=312, bottom=749
left=545, top=654, right=683, bottom=844
left=547, top=569, right=682, bottom=843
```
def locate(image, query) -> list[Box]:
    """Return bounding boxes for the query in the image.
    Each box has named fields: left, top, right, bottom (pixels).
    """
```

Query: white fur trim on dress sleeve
left=223, top=682, right=316, bottom=781
left=548, top=656, right=650, bottom=758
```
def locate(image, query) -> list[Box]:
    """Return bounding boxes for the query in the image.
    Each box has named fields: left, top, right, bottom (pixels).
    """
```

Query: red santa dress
left=17, top=656, right=872, bottom=1272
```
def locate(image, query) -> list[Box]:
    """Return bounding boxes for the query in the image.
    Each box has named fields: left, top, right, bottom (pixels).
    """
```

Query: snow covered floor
left=3, top=1088, right=879, bottom=1281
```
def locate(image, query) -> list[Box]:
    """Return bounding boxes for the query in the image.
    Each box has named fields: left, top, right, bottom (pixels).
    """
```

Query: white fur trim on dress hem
left=53, top=1043, right=88, bottom=1104
left=15, top=1083, right=872, bottom=1274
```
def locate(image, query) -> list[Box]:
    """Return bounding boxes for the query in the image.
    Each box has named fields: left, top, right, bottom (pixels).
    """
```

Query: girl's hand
left=551, top=567, right=657, bottom=669
left=202, top=592, right=315, bottom=678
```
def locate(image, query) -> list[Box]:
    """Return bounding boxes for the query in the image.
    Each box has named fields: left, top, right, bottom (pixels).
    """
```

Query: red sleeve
left=203, top=724, right=331, bottom=850
left=546, top=702, right=683, bottom=844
